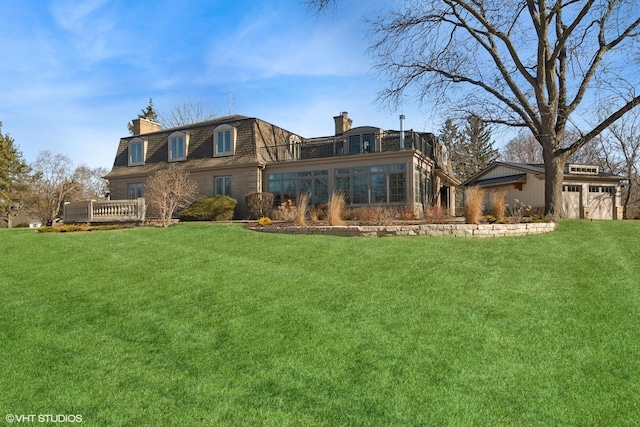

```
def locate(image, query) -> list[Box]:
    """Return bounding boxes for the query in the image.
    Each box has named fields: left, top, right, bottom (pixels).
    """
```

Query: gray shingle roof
left=468, top=173, right=526, bottom=187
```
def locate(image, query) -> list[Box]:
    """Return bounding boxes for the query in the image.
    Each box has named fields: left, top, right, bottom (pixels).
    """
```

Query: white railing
left=64, top=198, right=146, bottom=223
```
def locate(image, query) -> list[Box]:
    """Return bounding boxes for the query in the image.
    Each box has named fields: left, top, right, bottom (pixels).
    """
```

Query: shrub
left=37, top=224, right=125, bottom=233
left=309, top=204, right=325, bottom=222
left=464, top=186, right=485, bottom=224
left=491, top=191, right=506, bottom=221
left=352, top=205, right=395, bottom=225
left=295, top=193, right=309, bottom=227
left=273, top=199, right=297, bottom=222
left=179, top=196, right=237, bottom=221
left=257, top=216, right=272, bottom=226
left=505, top=198, right=533, bottom=223
left=245, top=192, right=274, bottom=219
left=327, top=192, right=346, bottom=226
left=424, top=205, right=447, bottom=223
left=398, top=206, right=417, bottom=221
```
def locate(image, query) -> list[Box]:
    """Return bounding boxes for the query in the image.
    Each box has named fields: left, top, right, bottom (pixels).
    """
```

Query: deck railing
left=64, top=198, right=146, bottom=223
left=258, top=131, right=438, bottom=164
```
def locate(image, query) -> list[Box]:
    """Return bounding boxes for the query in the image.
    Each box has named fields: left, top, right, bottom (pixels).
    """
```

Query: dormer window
left=168, top=131, right=188, bottom=161
left=128, top=138, right=146, bottom=166
left=214, top=124, right=236, bottom=157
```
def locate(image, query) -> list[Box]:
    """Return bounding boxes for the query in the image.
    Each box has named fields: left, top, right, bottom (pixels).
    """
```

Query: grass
left=1, top=220, right=639, bottom=426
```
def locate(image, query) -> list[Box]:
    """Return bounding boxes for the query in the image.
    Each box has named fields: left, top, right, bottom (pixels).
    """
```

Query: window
left=128, top=183, right=143, bottom=199
left=214, top=125, right=237, bottom=156
left=363, top=134, right=374, bottom=153
left=349, top=135, right=361, bottom=154
left=215, top=176, right=232, bottom=196
left=168, top=132, right=188, bottom=161
left=569, top=165, right=599, bottom=175
left=267, top=170, right=329, bottom=205
left=334, top=164, right=407, bottom=205
left=563, top=185, right=580, bottom=192
left=589, top=186, right=613, bottom=194
left=128, top=138, right=146, bottom=166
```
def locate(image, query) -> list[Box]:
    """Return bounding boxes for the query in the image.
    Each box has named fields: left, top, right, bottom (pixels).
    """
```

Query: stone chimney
left=333, top=111, right=352, bottom=136
left=132, top=117, right=162, bottom=135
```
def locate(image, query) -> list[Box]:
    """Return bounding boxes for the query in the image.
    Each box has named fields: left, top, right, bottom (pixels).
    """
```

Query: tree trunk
left=622, top=168, right=632, bottom=219
left=543, top=147, right=569, bottom=221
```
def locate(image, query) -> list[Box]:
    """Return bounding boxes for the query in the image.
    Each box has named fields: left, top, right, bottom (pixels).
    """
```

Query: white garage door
left=587, top=186, right=613, bottom=220
left=562, top=185, right=581, bottom=219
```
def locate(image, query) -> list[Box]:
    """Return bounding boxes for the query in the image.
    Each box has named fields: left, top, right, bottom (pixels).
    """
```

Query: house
left=463, top=162, right=624, bottom=219
left=104, top=112, right=459, bottom=219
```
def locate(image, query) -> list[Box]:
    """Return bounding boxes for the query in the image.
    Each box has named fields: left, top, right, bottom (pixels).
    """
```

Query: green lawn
left=1, top=221, right=639, bottom=426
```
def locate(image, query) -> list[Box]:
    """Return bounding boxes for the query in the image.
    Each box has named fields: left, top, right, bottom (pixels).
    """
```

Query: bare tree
left=158, top=100, right=217, bottom=129
left=28, top=150, right=78, bottom=225
left=502, top=131, right=543, bottom=163
left=502, top=129, right=605, bottom=166
left=144, top=165, right=198, bottom=227
left=309, top=0, right=640, bottom=219
left=69, top=165, right=109, bottom=201
left=596, top=112, right=640, bottom=218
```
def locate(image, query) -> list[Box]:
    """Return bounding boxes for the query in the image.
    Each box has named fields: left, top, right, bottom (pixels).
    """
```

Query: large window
left=414, top=164, right=430, bottom=205
left=128, top=183, right=143, bottom=199
left=267, top=170, right=329, bottom=206
left=168, top=132, right=188, bottom=161
left=214, top=125, right=237, bottom=157
left=335, top=164, right=406, bottom=205
left=215, top=176, right=232, bottom=196
left=128, top=138, right=146, bottom=166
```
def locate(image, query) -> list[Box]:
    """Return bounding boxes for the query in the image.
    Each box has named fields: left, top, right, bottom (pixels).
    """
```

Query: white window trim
left=214, top=125, right=237, bottom=157
left=128, top=138, right=147, bottom=166
left=168, top=131, right=189, bottom=162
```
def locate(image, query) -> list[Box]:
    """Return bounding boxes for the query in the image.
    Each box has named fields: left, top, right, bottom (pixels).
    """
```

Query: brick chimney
left=132, top=117, right=162, bottom=135
left=333, top=111, right=352, bottom=136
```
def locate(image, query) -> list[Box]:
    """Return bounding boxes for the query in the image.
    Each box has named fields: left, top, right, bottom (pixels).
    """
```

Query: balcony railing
left=64, top=198, right=146, bottom=223
left=259, top=131, right=438, bottom=164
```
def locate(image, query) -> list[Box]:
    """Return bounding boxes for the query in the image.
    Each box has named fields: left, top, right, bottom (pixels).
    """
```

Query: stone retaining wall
left=251, top=222, right=555, bottom=237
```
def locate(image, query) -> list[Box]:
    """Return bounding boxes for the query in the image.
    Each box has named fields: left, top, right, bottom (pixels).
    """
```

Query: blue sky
left=0, top=0, right=443, bottom=169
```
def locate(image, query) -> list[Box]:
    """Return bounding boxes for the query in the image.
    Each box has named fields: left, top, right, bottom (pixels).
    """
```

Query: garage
left=587, top=186, right=614, bottom=220
left=562, top=185, right=581, bottom=219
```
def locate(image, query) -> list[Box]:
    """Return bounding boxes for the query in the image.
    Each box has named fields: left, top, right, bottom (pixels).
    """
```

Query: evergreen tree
left=127, top=98, right=159, bottom=134
left=439, top=116, right=499, bottom=182
left=0, top=122, right=31, bottom=225
left=459, top=115, right=500, bottom=181
left=438, top=118, right=465, bottom=180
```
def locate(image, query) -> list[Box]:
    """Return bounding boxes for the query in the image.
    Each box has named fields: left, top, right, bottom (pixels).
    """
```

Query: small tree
left=28, top=150, right=78, bottom=225
left=145, top=166, right=198, bottom=227
left=245, top=192, right=274, bottom=219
